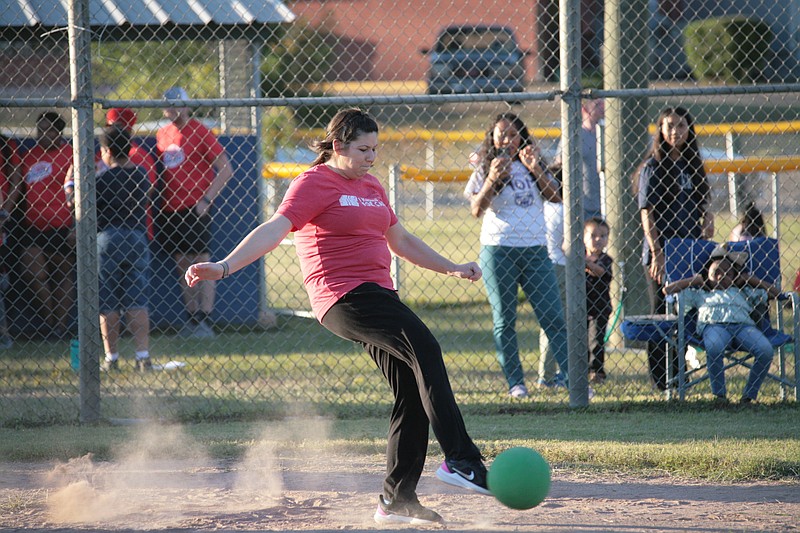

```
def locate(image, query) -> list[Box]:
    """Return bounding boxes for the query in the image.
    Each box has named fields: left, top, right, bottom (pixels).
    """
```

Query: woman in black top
left=634, top=106, right=712, bottom=391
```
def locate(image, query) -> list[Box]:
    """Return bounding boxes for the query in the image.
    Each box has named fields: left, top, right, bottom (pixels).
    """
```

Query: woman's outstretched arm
left=185, top=214, right=292, bottom=287
left=385, top=222, right=481, bottom=281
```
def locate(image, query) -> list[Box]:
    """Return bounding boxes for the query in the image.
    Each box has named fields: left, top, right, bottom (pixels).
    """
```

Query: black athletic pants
left=588, top=310, right=610, bottom=376
left=321, top=283, right=481, bottom=502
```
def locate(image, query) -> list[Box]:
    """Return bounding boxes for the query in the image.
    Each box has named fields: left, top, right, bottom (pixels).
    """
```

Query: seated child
left=662, top=244, right=781, bottom=403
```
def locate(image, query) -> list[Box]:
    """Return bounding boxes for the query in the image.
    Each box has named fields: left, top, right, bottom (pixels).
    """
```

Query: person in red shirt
left=19, top=112, right=75, bottom=339
left=0, top=134, right=22, bottom=349
left=185, top=108, right=490, bottom=525
left=157, top=87, right=232, bottom=338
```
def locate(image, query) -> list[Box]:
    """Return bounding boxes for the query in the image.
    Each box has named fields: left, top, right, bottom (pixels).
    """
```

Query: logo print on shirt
left=162, top=144, right=186, bottom=169
left=26, top=162, right=53, bottom=184
left=339, top=195, right=386, bottom=208
left=360, top=197, right=385, bottom=207
left=679, top=164, right=692, bottom=190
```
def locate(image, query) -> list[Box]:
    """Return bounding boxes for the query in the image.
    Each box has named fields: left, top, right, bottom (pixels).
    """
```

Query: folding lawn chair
left=622, top=238, right=799, bottom=401
left=670, top=237, right=799, bottom=400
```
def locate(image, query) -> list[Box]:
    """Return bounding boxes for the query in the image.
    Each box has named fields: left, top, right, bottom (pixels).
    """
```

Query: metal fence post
left=425, top=138, right=435, bottom=220
left=251, top=41, right=276, bottom=328
left=389, top=163, right=401, bottom=294
left=69, top=0, right=101, bottom=423
left=726, top=130, right=744, bottom=217
left=603, top=0, right=651, bottom=324
left=560, top=0, right=589, bottom=407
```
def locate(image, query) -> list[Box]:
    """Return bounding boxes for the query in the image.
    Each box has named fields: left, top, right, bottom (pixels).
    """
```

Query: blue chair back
left=664, top=237, right=780, bottom=284
left=664, top=238, right=717, bottom=283
left=727, top=237, right=782, bottom=286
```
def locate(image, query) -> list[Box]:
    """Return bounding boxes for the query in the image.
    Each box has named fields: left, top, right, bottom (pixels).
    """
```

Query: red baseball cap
left=106, top=108, right=137, bottom=131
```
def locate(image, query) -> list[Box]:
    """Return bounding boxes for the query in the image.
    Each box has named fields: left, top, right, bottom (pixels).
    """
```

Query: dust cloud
left=43, top=416, right=335, bottom=526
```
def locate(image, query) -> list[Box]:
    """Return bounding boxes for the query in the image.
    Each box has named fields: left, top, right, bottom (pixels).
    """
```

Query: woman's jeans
left=702, top=323, right=774, bottom=400
left=480, top=245, right=568, bottom=389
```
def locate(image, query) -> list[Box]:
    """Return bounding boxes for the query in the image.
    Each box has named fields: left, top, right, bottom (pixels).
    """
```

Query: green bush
left=683, top=16, right=773, bottom=83
left=261, top=20, right=335, bottom=98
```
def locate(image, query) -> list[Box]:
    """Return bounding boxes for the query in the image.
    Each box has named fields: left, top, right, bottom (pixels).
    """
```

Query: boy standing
left=96, top=126, right=153, bottom=371
left=585, top=217, right=613, bottom=383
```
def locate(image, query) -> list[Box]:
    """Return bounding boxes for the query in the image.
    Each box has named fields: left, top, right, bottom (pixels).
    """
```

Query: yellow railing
left=399, top=156, right=800, bottom=182
left=264, top=156, right=800, bottom=182
left=703, top=156, right=800, bottom=174
left=262, top=162, right=309, bottom=180
left=291, top=121, right=800, bottom=143
left=268, top=121, right=800, bottom=180
left=692, top=121, right=800, bottom=136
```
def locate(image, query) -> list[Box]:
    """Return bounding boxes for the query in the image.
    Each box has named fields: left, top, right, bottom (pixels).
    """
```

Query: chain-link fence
left=1, top=0, right=799, bottom=425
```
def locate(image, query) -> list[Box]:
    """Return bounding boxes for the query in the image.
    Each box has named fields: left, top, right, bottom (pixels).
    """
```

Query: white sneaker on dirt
left=509, top=384, right=529, bottom=399
left=374, top=495, right=443, bottom=525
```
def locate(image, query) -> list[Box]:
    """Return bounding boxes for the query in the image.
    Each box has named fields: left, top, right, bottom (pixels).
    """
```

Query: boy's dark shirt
left=96, top=165, right=149, bottom=232
left=587, top=252, right=613, bottom=318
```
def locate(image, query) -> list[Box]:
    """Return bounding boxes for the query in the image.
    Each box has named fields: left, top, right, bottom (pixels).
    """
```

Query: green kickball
left=487, top=447, right=551, bottom=510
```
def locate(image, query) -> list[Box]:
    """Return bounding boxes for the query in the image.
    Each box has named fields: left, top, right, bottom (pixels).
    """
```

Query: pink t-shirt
left=276, top=164, right=398, bottom=321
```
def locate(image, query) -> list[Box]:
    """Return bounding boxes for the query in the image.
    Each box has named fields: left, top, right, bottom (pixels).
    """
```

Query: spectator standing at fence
left=635, top=106, right=713, bottom=391
left=465, top=112, right=568, bottom=399
left=91, top=126, right=154, bottom=372
left=103, top=108, right=157, bottom=241
left=157, top=87, right=233, bottom=339
left=585, top=217, right=613, bottom=383
left=185, top=108, right=491, bottom=525
left=537, top=99, right=605, bottom=386
left=0, top=134, right=21, bottom=349
left=18, top=112, right=75, bottom=339
left=537, top=166, right=567, bottom=389
left=663, top=247, right=779, bottom=403
left=729, top=202, right=767, bottom=242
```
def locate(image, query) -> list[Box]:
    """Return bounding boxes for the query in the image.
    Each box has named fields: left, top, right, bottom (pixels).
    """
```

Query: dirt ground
left=1, top=451, right=798, bottom=533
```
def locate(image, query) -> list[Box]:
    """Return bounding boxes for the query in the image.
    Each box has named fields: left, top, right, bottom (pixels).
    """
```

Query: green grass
left=2, top=317, right=796, bottom=427
left=1, top=407, right=798, bottom=482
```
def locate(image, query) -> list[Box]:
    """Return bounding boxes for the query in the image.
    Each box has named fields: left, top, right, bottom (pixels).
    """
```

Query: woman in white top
left=465, top=113, right=568, bottom=399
